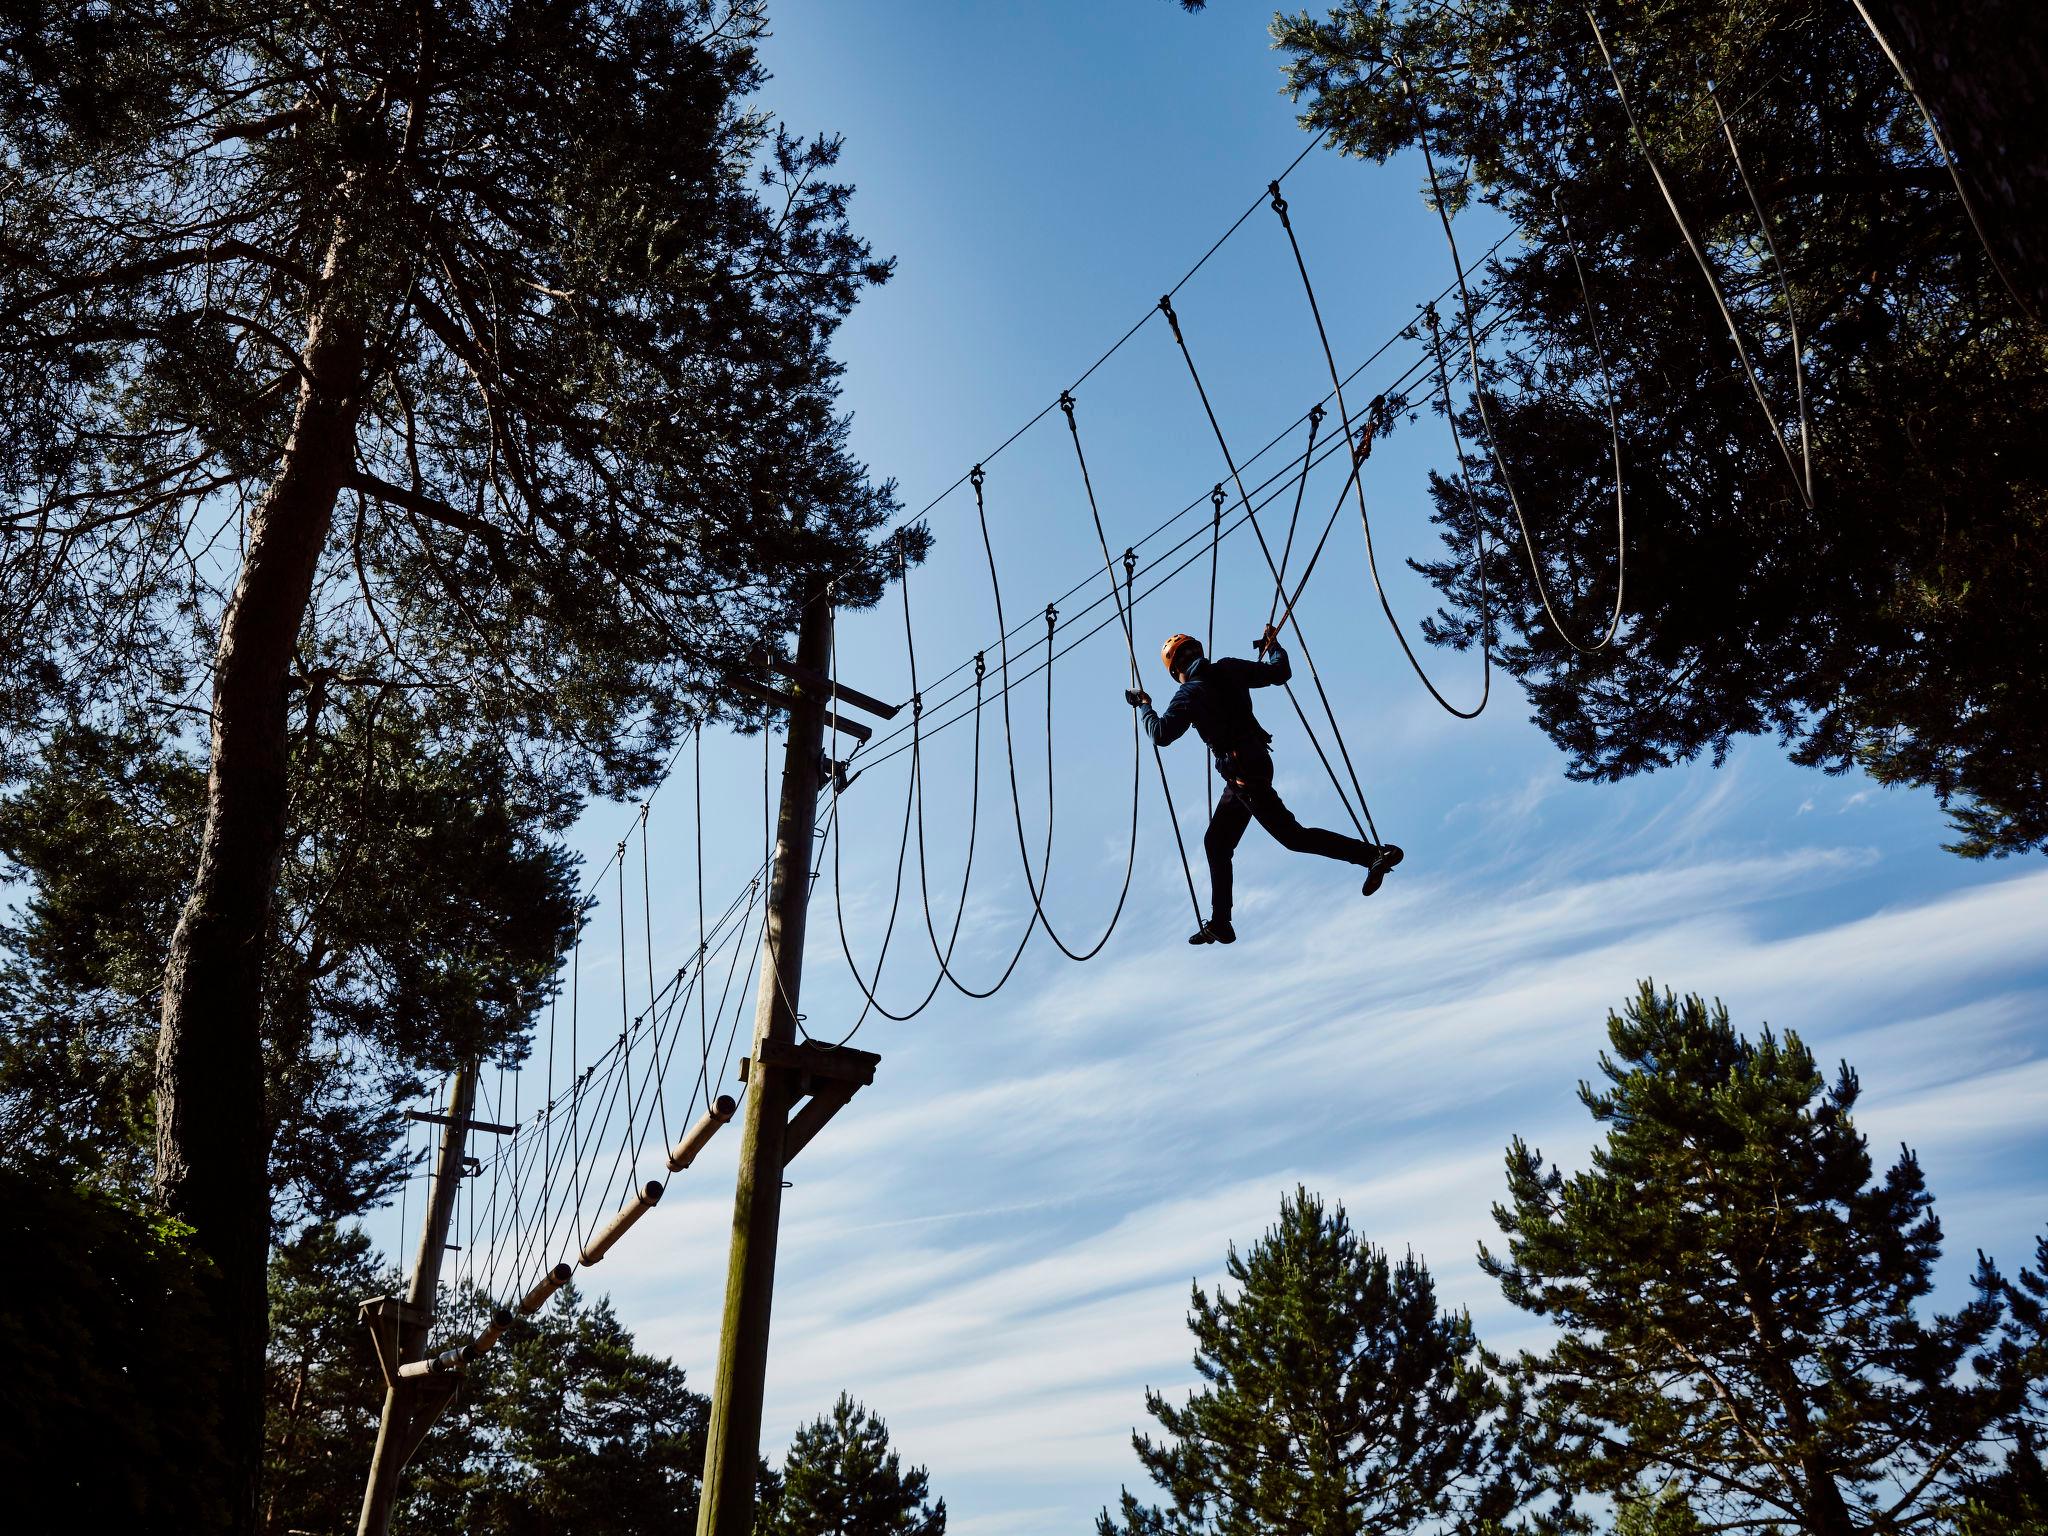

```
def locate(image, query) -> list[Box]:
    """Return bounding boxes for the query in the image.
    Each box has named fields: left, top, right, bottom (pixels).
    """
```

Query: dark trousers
left=1203, top=751, right=1373, bottom=922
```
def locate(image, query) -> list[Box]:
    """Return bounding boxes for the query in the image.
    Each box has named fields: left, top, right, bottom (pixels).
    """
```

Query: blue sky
left=377, top=5, right=2048, bottom=1530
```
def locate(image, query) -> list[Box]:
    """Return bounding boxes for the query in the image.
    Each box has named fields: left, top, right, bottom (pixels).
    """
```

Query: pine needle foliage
left=1483, top=982, right=2044, bottom=1535
left=757, top=1392, right=947, bottom=1536
left=1265, top=0, right=2048, bottom=856
left=1101, top=1186, right=1523, bottom=1535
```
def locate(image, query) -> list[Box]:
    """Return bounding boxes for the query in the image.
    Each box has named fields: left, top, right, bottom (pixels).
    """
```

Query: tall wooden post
left=696, top=596, right=832, bottom=1536
left=357, top=1061, right=477, bottom=1536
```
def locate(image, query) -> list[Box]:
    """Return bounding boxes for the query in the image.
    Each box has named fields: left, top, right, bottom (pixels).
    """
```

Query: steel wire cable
left=1847, top=0, right=2032, bottom=324
left=1705, top=75, right=1811, bottom=504
left=1062, top=392, right=1205, bottom=923
left=1161, top=293, right=1382, bottom=843
left=886, top=545, right=1027, bottom=1001
left=969, top=467, right=1143, bottom=962
left=864, top=237, right=1517, bottom=728
left=1393, top=57, right=1630, bottom=653
left=848, top=304, right=1520, bottom=780
left=1582, top=8, right=1812, bottom=509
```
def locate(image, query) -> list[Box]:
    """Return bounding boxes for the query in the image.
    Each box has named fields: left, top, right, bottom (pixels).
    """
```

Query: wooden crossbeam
left=766, top=657, right=902, bottom=720
left=728, top=677, right=873, bottom=743
left=403, top=1108, right=516, bottom=1135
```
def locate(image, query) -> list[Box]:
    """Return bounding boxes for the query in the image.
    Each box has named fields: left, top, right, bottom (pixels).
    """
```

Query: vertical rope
left=1060, top=391, right=1205, bottom=924
left=1159, top=294, right=1382, bottom=843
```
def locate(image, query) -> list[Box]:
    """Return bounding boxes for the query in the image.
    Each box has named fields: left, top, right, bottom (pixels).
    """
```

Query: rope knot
left=1421, top=301, right=1440, bottom=332
left=969, top=463, right=985, bottom=491
left=1267, top=179, right=1289, bottom=221
left=1122, top=546, right=1137, bottom=583
left=1157, top=293, right=1182, bottom=340
left=911, top=691, right=923, bottom=718
left=1057, top=389, right=1076, bottom=420
left=1211, top=484, right=1226, bottom=522
left=974, top=650, right=986, bottom=682
left=1309, top=402, right=1327, bottom=428
left=1045, top=602, right=1058, bottom=632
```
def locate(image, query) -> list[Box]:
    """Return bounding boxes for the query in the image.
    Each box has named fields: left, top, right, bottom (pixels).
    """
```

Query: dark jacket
left=1140, top=646, right=1291, bottom=772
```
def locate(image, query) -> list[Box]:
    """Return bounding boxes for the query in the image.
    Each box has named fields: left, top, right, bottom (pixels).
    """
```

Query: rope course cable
left=1699, top=72, right=1812, bottom=504
left=850, top=293, right=1524, bottom=782
left=1846, top=0, right=2033, bottom=323
left=1160, top=291, right=1382, bottom=844
left=1062, top=391, right=1205, bottom=924
left=1396, top=55, right=1632, bottom=651
left=1580, top=10, right=1814, bottom=510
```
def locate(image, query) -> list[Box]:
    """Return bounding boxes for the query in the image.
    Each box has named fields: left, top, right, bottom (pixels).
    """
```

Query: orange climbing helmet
left=1161, top=633, right=1201, bottom=677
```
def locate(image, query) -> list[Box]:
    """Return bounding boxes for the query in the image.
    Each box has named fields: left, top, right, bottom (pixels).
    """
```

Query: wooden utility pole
left=696, top=596, right=882, bottom=1536
left=356, top=1062, right=478, bottom=1536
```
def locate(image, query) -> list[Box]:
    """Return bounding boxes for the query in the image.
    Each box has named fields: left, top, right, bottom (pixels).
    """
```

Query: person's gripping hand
left=1125, top=688, right=1151, bottom=708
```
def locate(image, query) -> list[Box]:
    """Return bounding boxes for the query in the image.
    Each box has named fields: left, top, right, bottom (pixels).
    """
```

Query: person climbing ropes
left=1125, top=627, right=1402, bottom=945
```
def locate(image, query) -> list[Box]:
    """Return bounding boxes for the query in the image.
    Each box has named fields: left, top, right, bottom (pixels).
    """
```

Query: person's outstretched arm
left=1127, top=687, right=1193, bottom=746
left=1209, top=625, right=1291, bottom=687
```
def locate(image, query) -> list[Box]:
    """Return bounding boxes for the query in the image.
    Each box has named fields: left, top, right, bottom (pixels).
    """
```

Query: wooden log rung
left=667, top=1094, right=737, bottom=1171
left=396, top=1344, right=471, bottom=1380
left=579, top=1179, right=664, bottom=1265
left=518, top=1262, right=574, bottom=1316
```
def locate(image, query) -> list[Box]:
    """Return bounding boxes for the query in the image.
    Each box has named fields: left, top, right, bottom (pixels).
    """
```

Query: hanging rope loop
left=1211, top=484, right=1225, bottom=524
left=1044, top=602, right=1058, bottom=635
left=1309, top=402, right=1326, bottom=430
left=1122, top=545, right=1137, bottom=585
left=1157, top=294, right=1183, bottom=341
left=1267, top=179, right=1289, bottom=223
left=974, top=649, right=985, bottom=683
left=1057, top=389, right=1076, bottom=421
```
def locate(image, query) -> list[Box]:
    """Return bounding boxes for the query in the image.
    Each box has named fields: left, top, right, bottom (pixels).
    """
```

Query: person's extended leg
left=1241, top=779, right=1405, bottom=894
left=1195, top=789, right=1251, bottom=943
left=1241, top=780, right=1372, bottom=867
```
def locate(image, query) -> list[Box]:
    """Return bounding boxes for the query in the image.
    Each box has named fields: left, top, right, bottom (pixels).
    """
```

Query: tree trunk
left=154, top=228, right=367, bottom=1535
left=1873, top=0, right=2048, bottom=325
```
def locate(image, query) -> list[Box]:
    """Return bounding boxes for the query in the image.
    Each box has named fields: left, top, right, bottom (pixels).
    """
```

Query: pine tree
left=262, top=1224, right=392, bottom=1536
left=1, top=3, right=902, bottom=1523
left=1243, top=0, right=2048, bottom=855
left=1100, top=1187, right=1522, bottom=1536
left=1484, top=983, right=2044, bottom=1534
left=759, top=1393, right=947, bottom=1536
left=0, top=1167, right=225, bottom=1536
left=0, top=712, right=581, bottom=1230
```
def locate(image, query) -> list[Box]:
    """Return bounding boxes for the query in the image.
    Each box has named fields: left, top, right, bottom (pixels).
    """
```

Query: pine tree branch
left=16, top=240, right=313, bottom=309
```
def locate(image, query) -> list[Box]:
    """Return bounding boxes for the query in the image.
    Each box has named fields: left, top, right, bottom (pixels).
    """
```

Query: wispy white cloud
left=585, top=846, right=2048, bottom=1528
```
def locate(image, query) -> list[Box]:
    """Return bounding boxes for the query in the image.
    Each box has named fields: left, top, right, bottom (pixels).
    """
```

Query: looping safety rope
left=1577, top=16, right=1813, bottom=511
left=1061, top=388, right=1205, bottom=923
left=1396, top=56, right=1631, bottom=650
left=1159, top=293, right=1381, bottom=844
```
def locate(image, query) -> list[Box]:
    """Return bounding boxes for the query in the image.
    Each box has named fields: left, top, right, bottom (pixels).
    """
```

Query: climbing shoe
left=1361, top=844, right=1405, bottom=898
left=1188, top=918, right=1236, bottom=945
